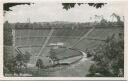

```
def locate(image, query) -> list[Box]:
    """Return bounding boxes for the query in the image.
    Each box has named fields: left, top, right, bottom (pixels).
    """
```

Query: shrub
left=87, top=33, right=124, bottom=77
left=36, top=59, right=44, bottom=69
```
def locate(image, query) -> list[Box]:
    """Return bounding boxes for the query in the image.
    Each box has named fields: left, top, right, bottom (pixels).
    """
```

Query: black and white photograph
left=3, top=1, right=125, bottom=77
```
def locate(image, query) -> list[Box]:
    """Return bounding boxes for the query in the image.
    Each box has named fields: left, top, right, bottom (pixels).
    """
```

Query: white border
left=0, top=0, right=128, bottom=80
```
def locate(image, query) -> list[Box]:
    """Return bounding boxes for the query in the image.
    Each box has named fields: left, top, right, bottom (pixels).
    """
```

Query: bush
left=4, top=49, right=31, bottom=76
left=4, top=21, right=13, bottom=46
left=87, top=33, right=124, bottom=77
left=36, top=59, right=44, bottom=69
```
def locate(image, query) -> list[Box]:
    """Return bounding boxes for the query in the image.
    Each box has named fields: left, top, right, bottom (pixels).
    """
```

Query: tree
left=111, top=13, right=121, bottom=22
left=13, top=50, right=31, bottom=76
left=23, top=51, right=31, bottom=63
left=100, top=18, right=108, bottom=26
left=4, top=3, right=106, bottom=12
left=4, top=49, right=32, bottom=76
left=110, top=13, right=124, bottom=25
left=3, top=46, right=14, bottom=76
left=3, top=3, right=32, bottom=11
left=48, top=48, right=59, bottom=65
left=3, top=55, right=15, bottom=76
left=87, top=33, right=124, bottom=77
left=62, top=3, right=107, bottom=10
left=36, top=59, right=44, bottom=69
left=13, top=53, right=24, bottom=76
left=4, top=21, right=13, bottom=46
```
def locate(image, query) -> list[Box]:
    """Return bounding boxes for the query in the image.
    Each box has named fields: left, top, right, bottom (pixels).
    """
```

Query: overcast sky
left=4, top=2, right=125, bottom=23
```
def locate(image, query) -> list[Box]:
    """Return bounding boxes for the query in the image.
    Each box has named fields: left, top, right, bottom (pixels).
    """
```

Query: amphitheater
left=12, top=23, right=123, bottom=68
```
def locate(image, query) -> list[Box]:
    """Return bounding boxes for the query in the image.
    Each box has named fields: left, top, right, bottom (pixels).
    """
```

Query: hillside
left=4, top=21, right=124, bottom=62
left=4, top=21, right=124, bottom=77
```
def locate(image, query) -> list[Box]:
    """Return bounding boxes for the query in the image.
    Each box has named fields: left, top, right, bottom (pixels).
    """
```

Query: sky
left=4, top=2, right=125, bottom=23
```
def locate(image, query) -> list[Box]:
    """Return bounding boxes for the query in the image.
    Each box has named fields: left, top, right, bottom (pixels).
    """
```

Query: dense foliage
left=4, top=3, right=31, bottom=11
left=48, top=48, right=59, bottom=64
left=87, top=33, right=124, bottom=77
left=62, top=3, right=107, bottom=10
left=4, top=21, right=13, bottom=46
left=4, top=50, right=31, bottom=76
left=4, top=3, right=106, bottom=12
left=36, top=59, right=44, bottom=69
